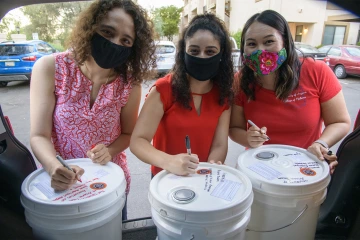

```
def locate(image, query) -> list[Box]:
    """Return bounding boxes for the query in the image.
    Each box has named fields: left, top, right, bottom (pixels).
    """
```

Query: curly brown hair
left=237, top=10, right=302, bottom=101
left=66, top=0, right=156, bottom=84
left=171, top=13, right=234, bottom=110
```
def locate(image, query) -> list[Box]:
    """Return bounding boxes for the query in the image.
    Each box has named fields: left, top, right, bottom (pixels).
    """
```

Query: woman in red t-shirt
left=130, top=14, right=234, bottom=176
left=229, top=10, right=351, bottom=174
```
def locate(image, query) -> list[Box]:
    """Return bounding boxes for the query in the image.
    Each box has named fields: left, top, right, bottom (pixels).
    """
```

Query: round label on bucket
left=237, top=145, right=330, bottom=189
left=22, top=158, right=125, bottom=204
left=149, top=163, right=253, bottom=213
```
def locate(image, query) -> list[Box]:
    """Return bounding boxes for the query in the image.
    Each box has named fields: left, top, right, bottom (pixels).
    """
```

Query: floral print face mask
left=242, top=48, right=287, bottom=75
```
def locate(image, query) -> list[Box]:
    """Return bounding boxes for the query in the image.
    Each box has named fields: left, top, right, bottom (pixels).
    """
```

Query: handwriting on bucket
left=203, top=169, right=241, bottom=201
left=33, top=169, right=110, bottom=201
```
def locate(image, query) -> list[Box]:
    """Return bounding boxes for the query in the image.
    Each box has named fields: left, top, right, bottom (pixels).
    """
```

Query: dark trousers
left=122, top=197, right=127, bottom=221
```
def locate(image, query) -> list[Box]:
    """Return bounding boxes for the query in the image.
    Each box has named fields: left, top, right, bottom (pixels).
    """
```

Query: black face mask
left=184, top=52, right=222, bottom=81
left=91, top=33, right=132, bottom=69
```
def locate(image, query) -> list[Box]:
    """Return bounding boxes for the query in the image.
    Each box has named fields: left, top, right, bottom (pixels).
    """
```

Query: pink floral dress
left=52, top=52, right=132, bottom=194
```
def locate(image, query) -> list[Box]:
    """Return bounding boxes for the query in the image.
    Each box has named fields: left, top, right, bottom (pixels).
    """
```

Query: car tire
left=0, top=82, right=8, bottom=87
left=334, top=65, right=347, bottom=79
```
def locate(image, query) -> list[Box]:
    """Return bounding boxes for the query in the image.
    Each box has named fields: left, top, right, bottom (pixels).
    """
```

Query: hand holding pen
left=49, top=155, right=84, bottom=191
left=246, top=120, right=270, bottom=148
left=165, top=135, right=199, bottom=176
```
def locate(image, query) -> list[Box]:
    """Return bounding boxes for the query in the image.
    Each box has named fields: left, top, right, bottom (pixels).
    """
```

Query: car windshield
left=295, top=44, right=320, bottom=53
left=156, top=45, right=175, bottom=54
left=0, top=45, right=35, bottom=56
left=345, top=47, right=360, bottom=57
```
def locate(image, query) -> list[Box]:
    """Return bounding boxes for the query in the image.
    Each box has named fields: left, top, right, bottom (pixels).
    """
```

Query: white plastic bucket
left=236, top=144, right=331, bottom=240
left=149, top=162, right=253, bottom=240
left=21, top=158, right=126, bottom=240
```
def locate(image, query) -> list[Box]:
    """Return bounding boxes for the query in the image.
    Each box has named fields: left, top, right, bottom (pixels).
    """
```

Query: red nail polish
left=91, top=145, right=95, bottom=149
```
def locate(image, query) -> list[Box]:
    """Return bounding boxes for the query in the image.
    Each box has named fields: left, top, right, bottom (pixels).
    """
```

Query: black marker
left=185, top=135, right=191, bottom=155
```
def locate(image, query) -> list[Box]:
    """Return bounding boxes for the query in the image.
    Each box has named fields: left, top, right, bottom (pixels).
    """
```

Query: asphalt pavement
left=0, top=76, right=359, bottom=220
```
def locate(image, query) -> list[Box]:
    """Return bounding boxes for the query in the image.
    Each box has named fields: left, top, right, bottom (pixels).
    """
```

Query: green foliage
left=0, top=14, right=21, bottom=40
left=20, top=2, right=91, bottom=43
left=231, top=29, right=242, bottom=49
left=357, top=42, right=360, bottom=46
left=49, top=42, right=65, bottom=52
left=151, top=5, right=182, bottom=41
left=315, top=44, right=323, bottom=49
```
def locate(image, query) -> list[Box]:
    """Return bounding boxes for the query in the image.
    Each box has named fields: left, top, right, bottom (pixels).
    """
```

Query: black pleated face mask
left=91, top=33, right=132, bottom=69
left=184, top=52, right=222, bottom=81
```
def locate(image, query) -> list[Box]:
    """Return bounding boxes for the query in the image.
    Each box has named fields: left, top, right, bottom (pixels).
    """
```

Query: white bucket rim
left=149, top=162, right=253, bottom=213
left=21, top=158, right=125, bottom=206
left=237, top=144, right=330, bottom=196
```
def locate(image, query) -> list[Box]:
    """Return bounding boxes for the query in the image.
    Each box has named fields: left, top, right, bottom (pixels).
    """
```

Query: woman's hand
left=49, top=163, right=84, bottom=191
left=307, top=142, right=338, bottom=174
left=87, top=144, right=112, bottom=165
left=247, top=125, right=269, bottom=148
left=166, top=153, right=199, bottom=176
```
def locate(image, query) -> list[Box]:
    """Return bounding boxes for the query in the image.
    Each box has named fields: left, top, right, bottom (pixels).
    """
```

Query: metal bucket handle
left=247, top=204, right=308, bottom=233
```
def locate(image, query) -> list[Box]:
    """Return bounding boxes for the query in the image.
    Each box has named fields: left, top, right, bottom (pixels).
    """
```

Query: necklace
left=84, top=61, right=111, bottom=85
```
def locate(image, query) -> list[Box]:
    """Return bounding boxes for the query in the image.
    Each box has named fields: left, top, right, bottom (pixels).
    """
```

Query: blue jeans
left=122, top=197, right=127, bottom=221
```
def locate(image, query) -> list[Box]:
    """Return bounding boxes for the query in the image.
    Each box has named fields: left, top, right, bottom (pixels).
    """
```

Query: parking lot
left=0, top=76, right=359, bottom=219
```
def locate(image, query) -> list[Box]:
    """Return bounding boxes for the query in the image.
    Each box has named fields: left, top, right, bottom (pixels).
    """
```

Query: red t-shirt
left=235, top=58, right=342, bottom=149
left=151, top=74, right=229, bottom=175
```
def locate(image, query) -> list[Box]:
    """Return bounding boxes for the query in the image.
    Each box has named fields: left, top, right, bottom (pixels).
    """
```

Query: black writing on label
left=294, top=163, right=308, bottom=167
left=293, top=161, right=320, bottom=169
left=204, top=175, right=208, bottom=191
left=308, top=162, right=320, bottom=169
left=284, top=152, right=301, bottom=157
left=221, top=173, right=226, bottom=182
left=280, top=177, right=309, bottom=184
left=217, top=170, right=221, bottom=182
left=207, top=184, right=212, bottom=192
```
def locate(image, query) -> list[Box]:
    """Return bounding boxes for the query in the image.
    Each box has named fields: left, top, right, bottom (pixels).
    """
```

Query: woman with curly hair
left=229, top=10, right=350, bottom=174
left=30, top=0, right=156, bottom=219
left=130, top=13, right=234, bottom=176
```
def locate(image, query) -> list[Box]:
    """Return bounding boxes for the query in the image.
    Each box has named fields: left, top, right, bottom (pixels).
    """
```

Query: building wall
left=229, top=0, right=327, bottom=45
left=182, top=0, right=359, bottom=46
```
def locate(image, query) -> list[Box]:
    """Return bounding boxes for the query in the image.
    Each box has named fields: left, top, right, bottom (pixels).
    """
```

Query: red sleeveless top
left=151, top=74, right=229, bottom=175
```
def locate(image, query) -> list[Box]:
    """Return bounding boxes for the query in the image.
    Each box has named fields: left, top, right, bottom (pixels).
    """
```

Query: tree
left=22, top=4, right=60, bottom=42
left=152, top=5, right=182, bottom=41
left=231, top=29, right=242, bottom=49
left=0, top=14, right=20, bottom=39
left=57, top=2, right=92, bottom=45
left=21, top=2, right=91, bottom=44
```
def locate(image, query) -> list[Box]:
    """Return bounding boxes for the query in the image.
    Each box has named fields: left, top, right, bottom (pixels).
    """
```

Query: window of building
left=357, top=30, right=360, bottom=43
left=327, top=47, right=341, bottom=56
left=295, top=25, right=303, bottom=42
left=322, top=25, right=346, bottom=45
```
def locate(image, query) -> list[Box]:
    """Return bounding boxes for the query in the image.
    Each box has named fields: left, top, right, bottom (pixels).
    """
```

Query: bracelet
left=314, top=139, right=329, bottom=149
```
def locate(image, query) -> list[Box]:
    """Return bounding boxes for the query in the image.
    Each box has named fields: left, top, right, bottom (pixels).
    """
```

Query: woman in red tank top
left=130, top=14, right=234, bottom=176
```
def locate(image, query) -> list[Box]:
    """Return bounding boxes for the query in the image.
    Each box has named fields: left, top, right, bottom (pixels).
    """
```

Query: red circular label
left=90, top=182, right=107, bottom=190
left=196, top=169, right=211, bottom=175
left=300, top=168, right=317, bottom=176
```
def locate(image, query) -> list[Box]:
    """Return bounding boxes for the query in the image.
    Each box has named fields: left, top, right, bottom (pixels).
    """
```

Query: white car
left=155, top=41, right=176, bottom=75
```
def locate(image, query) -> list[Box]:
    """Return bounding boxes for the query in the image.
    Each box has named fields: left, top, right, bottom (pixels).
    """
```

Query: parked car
left=155, top=40, right=176, bottom=75
left=0, top=40, right=57, bottom=87
left=294, top=42, right=330, bottom=65
left=318, top=45, right=360, bottom=79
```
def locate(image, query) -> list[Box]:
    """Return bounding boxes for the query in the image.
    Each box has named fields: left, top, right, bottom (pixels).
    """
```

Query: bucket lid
left=149, top=163, right=253, bottom=223
left=21, top=158, right=126, bottom=215
left=237, top=145, right=330, bottom=196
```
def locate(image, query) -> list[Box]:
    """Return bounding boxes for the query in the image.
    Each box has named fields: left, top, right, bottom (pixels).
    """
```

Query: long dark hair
left=171, top=13, right=234, bottom=109
left=67, top=0, right=156, bottom=85
left=238, top=10, right=301, bottom=100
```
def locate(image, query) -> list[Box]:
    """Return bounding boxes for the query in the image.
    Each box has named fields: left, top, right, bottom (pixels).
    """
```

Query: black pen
left=185, top=135, right=191, bottom=155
